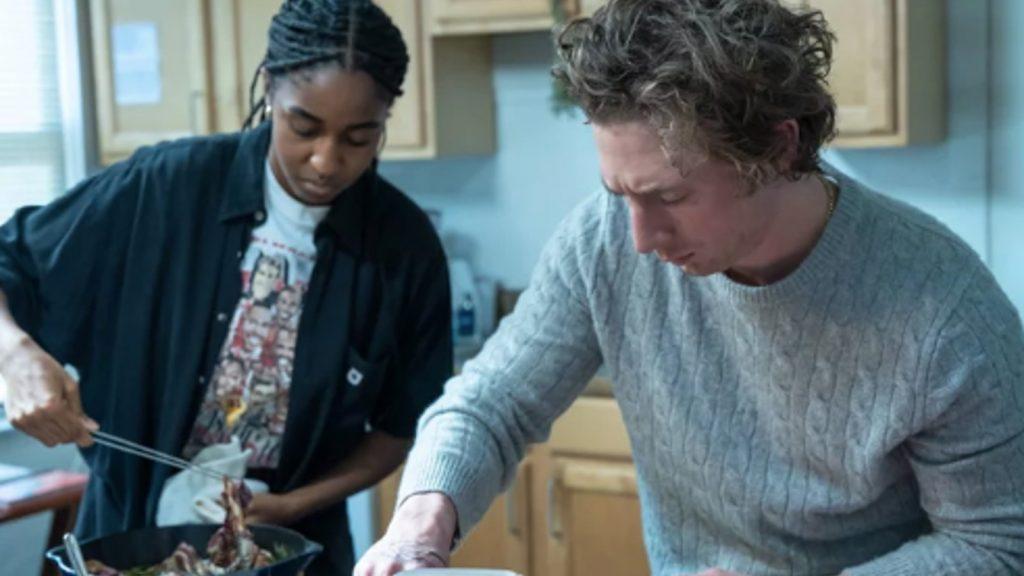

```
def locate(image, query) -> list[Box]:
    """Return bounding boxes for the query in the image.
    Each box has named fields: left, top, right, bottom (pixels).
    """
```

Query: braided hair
left=243, top=0, right=409, bottom=129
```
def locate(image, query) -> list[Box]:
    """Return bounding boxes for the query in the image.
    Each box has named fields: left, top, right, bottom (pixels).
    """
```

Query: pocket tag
left=346, top=367, right=364, bottom=387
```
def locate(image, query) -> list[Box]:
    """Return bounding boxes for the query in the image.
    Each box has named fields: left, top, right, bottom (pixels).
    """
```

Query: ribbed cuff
left=396, top=415, right=505, bottom=538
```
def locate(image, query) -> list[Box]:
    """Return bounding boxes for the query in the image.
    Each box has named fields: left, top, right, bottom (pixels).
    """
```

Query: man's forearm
left=286, top=430, right=411, bottom=519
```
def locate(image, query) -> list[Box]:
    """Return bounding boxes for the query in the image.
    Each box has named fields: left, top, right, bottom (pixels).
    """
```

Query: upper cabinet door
left=809, top=0, right=945, bottom=147
left=208, top=0, right=283, bottom=133
left=543, top=457, right=649, bottom=576
left=576, top=0, right=606, bottom=17
left=206, top=0, right=282, bottom=132
left=809, top=0, right=897, bottom=136
left=375, top=0, right=428, bottom=152
left=431, top=0, right=555, bottom=34
left=89, top=0, right=211, bottom=165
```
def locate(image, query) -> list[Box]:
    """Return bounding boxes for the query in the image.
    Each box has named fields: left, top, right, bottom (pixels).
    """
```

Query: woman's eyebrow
left=286, top=105, right=322, bottom=123
left=344, top=121, right=384, bottom=131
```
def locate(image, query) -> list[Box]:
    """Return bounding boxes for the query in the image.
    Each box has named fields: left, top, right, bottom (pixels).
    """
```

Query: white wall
left=380, top=35, right=599, bottom=287
left=991, top=0, right=1024, bottom=313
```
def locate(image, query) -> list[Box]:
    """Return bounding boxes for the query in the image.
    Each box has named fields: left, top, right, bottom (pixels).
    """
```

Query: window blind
left=0, top=0, right=68, bottom=410
left=0, top=0, right=66, bottom=222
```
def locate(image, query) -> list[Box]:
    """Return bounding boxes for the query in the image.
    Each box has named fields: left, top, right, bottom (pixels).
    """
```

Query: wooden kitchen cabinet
left=431, top=0, right=557, bottom=35
left=541, top=457, right=646, bottom=576
left=91, top=0, right=495, bottom=164
left=89, top=0, right=212, bottom=165
left=537, top=396, right=648, bottom=576
left=573, top=0, right=607, bottom=17
left=375, top=389, right=650, bottom=576
left=206, top=0, right=281, bottom=134
left=806, top=0, right=946, bottom=147
left=382, top=1, right=495, bottom=159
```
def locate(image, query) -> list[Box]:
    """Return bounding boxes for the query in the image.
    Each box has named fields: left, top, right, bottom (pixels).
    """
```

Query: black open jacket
left=0, top=123, right=452, bottom=575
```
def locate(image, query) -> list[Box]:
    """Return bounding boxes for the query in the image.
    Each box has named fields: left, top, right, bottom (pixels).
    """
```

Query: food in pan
left=84, top=477, right=281, bottom=575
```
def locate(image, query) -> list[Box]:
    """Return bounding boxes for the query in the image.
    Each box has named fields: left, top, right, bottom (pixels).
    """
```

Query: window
left=0, top=0, right=68, bottom=220
left=0, top=0, right=85, bottom=410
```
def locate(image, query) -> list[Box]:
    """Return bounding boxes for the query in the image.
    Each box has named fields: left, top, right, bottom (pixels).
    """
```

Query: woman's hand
left=1, top=332, right=97, bottom=447
left=245, top=491, right=303, bottom=526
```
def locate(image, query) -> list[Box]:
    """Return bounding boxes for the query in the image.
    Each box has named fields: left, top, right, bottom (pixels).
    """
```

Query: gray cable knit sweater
left=398, top=170, right=1024, bottom=575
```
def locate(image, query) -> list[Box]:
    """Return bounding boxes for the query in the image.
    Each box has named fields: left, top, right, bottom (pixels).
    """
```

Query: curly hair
left=553, top=0, right=837, bottom=186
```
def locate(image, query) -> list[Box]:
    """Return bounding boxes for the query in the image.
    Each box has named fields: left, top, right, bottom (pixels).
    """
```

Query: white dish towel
left=156, top=437, right=268, bottom=526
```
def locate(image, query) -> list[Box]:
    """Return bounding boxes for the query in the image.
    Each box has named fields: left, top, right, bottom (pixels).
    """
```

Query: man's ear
left=773, top=119, right=800, bottom=175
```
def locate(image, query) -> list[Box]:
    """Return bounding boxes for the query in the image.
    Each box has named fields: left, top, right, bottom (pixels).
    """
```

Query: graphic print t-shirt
left=184, top=162, right=329, bottom=469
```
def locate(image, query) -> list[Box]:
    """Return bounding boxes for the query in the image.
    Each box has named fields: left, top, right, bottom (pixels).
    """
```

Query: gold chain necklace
left=819, top=174, right=838, bottom=220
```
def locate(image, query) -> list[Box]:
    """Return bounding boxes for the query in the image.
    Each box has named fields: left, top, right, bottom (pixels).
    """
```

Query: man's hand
left=245, top=491, right=303, bottom=526
left=2, top=332, right=97, bottom=447
left=354, top=492, right=458, bottom=576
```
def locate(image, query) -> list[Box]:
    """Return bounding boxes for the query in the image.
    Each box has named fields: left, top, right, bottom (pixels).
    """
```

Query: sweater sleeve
left=396, top=199, right=606, bottom=534
left=845, top=267, right=1024, bottom=576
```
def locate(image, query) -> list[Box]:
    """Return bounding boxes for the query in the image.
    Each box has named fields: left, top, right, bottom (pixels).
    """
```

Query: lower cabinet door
left=543, top=457, right=649, bottom=576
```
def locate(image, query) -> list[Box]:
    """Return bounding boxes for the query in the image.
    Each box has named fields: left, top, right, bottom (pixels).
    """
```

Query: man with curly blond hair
left=358, top=1, right=1024, bottom=574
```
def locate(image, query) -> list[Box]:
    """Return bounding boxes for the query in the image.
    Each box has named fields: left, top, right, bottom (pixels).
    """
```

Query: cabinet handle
left=505, top=474, right=520, bottom=537
left=547, top=477, right=563, bottom=540
left=560, top=459, right=638, bottom=495
left=188, top=90, right=206, bottom=134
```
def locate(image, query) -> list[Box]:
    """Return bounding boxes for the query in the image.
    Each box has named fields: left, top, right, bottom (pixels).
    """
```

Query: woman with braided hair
left=0, top=1, right=452, bottom=574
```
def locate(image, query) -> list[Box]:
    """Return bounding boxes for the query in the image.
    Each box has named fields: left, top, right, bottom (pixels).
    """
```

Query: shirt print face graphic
left=249, top=366, right=279, bottom=409
left=215, top=357, right=246, bottom=396
left=276, top=286, right=301, bottom=327
left=274, top=329, right=298, bottom=381
left=184, top=240, right=315, bottom=469
left=243, top=304, right=275, bottom=352
left=250, top=252, right=288, bottom=303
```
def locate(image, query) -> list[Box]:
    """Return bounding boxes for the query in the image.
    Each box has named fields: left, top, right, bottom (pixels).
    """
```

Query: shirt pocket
left=328, top=345, right=390, bottom=428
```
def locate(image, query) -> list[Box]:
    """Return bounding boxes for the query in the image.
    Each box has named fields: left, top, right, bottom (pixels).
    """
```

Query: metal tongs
left=90, top=430, right=238, bottom=481
left=63, top=532, right=89, bottom=576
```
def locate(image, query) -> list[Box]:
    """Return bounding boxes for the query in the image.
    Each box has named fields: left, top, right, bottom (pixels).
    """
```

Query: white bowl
left=397, top=565, right=524, bottom=569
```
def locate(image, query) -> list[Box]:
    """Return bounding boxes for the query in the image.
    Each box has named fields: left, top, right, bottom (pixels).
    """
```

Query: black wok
left=46, top=523, right=321, bottom=575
